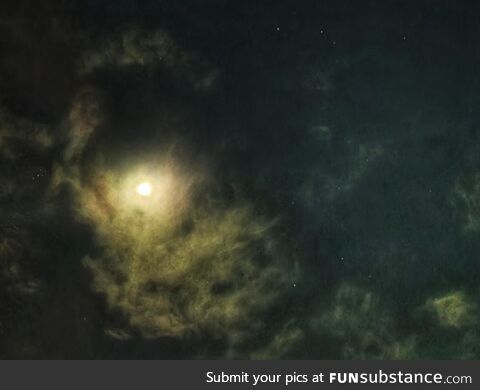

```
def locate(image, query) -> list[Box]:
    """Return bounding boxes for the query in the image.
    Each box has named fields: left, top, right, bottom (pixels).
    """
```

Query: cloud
left=0, top=215, right=42, bottom=297
left=51, top=88, right=297, bottom=356
left=79, top=169, right=294, bottom=353
left=63, top=88, right=102, bottom=164
left=424, top=291, right=477, bottom=329
left=0, top=104, right=54, bottom=357
left=453, top=173, right=480, bottom=232
left=249, top=321, right=304, bottom=359
left=301, top=140, right=384, bottom=207
left=4, top=2, right=477, bottom=360
left=35, top=25, right=301, bottom=356
left=80, top=28, right=219, bottom=90
left=0, top=107, right=54, bottom=161
left=310, top=283, right=416, bottom=359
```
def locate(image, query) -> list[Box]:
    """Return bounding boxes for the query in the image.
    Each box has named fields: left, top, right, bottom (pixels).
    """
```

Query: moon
left=136, top=182, right=152, bottom=197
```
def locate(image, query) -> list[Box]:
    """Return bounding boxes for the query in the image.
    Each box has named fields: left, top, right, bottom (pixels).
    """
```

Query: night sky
left=2, top=0, right=480, bottom=359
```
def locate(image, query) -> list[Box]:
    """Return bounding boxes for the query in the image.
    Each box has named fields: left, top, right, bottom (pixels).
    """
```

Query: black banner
left=0, top=361, right=476, bottom=389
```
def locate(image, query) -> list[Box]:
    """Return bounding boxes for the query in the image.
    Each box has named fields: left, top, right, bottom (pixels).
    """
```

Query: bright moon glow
left=136, top=182, right=152, bottom=197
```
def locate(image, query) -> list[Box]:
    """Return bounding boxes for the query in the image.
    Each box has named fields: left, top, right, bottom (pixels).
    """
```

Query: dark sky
left=1, top=0, right=480, bottom=359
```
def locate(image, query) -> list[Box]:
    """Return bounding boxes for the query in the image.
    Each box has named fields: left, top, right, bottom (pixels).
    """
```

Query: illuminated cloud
left=4, top=1, right=478, bottom=360
left=52, top=92, right=296, bottom=355
left=63, top=88, right=102, bottom=164
left=79, top=165, right=293, bottom=346
left=40, top=26, right=297, bottom=356
left=424, top=291, right=476, bottom=329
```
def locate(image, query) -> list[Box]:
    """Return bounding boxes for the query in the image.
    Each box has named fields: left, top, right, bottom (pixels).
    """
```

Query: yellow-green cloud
left=425, top=291, right=476, bottom=329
